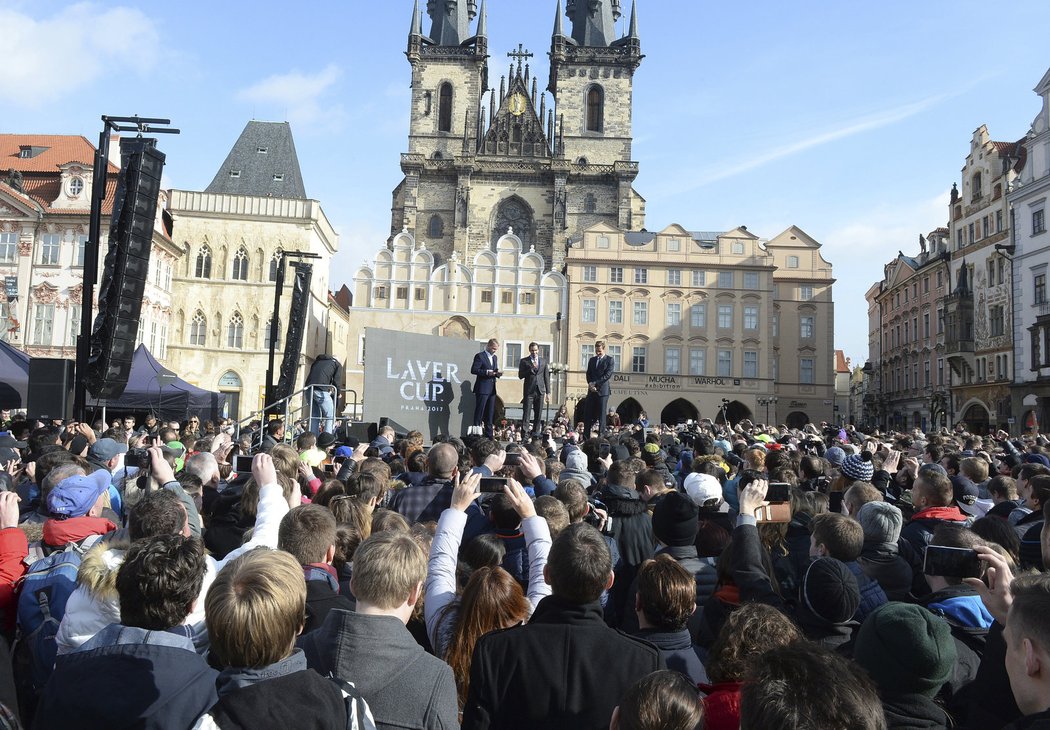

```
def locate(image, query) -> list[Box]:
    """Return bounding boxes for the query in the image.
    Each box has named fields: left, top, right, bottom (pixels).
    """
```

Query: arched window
left=195, top=245, right=212, bottom=279
left=269, top=250, right=282, bottom=282
left=227, top=313, right=244, bottom=349
left=232, top=246, right=249, bottom=281
left=438, top=82, right=453, bottom=133
left=586, top=86, right=603, bottom=133
left=263, top=318, right=281, bottom=349
left=428, top=215, right=445, bottom=239
left=189, top=310, right=207, bottom=346
left=584, top=193, right=597, bottom=214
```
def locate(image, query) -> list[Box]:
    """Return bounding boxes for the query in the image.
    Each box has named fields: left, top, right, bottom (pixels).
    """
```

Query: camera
left=127, top=448, right=151, bottom=470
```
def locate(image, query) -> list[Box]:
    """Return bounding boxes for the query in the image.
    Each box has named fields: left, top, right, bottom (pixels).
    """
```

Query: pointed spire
left=410, top=0, right=422, bottom=36
left=627, top=0, right=639, bottom=39
left=553, top=0, right=565, bottom=38
left=477, top=0, right=488, bottom=38
left=427, top=0, right=471, bottom=46
left=567, top=0, right=616, bottom=46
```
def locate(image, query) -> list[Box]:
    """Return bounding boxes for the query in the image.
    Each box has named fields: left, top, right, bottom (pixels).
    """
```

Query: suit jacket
left=586, top=355, right=614, bottom=397
left=518, top=355, right=550, bottom=397
left=471, top=350, right=500, bottom=395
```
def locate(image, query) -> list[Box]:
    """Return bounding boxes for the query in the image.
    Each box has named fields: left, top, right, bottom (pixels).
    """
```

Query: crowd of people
left=0, top=407, right=1048, bottom=729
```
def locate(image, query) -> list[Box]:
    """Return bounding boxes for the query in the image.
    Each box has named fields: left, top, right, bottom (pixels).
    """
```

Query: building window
left=800, top=357, right=815, bottom=384
left=586, top=85, right=604, bottom=133
left=717, top=304, right=733, bottom=329
left=1035, top=209, right=1047, bottom=235
left=690, top=303, right=705, bottom=328
left=743, top=351, right=758, bottom=378
left=68, top=177, right=84, bottom=196
left=415, top=288, right=426, bottom=301
left=717, top=349, right=732, bottom=377
left=968, top=222, right=975, bottom=244
left=428, top=215, right=444, bottom=239
left=263, top=318, right=282, bottom=349
left=743, top=272, right=759, bottom=290
left=800, top=315, right=815, bottom=339
left=587, top=196, right=599, bottom=215
left=231, top=247, right=249, bottom=281
left=481, top=290, right=493, bottom=304
left=667, top=238, right=681, bottom=252
left=581, top=343, right=595, bottom=370
left=501, top=291, right=513, bottom=305
left=923, top=312, right=930, bottom=339
left=610, top=266, right=623, bottom=283
left=938, top=358, right=944, bottom=385
left=665, top=347, right=681, bottom=374
left=717, top=270, right=733, bottom=289
left=227, top=313, right=244, bottom=349
left=692, top=270, right=705, bottom=287
left=438, top=82, right=453, bottom=133
left=667, top=269, right=681, bottom=286
left=971, top=172, right=982, bottom=201
left=991, top=306, right=1005, bottom=336
left=937, top=270, right=943, bottom=287
left=272, top=174, right=284, bottom=182
left=773, top=313, right=779, bottom=337
left=67, top=305, right=81, bottom=347
left=519, top=292, right=535, bottom=305
left=666, top=302, right=681, bottom=326
left=505, top=343, right=522, bottom=367
left=1036, top=274, right=1047, bottom=305
left=633, top=301, right=648, bottom=325
left=72, top=235, right=87, bottom=268
left=787, top=255, right=799, bottom=268
left=743, top=306, right=758, bottom=329
left=229, top=170, right=240, bottom=178
left=268, top=251, right=282, bottom=282
left=937, top=308, right=944, bottom=334
left=998, top=258, right=1006, bottom=285
left=631, top=346, right=647, bottom=373
left=374, top=286, right=388, bottom=300
left=634, top=268, right=648, bottom=284
left=582, top=265, right=597, bottom=282
left=582, top=299, right=597, bottom=323
left=924, top=360, right=931, bottom=386
left=0, top=232, right=16, bottom=263
left=31, top=303, right=54, bottom=345
left=609, top=300, right=623, bottom=323
left=195, top=245, right=212, bottom=279
left=689, top=348, right=705, bottom=375
left=38, top=233, right=60, bottom=266
left=800, top=285, right=814, bottom=301
left=189, top=311, right=207, bottom=346
left=397, top=286, right=409, bottom=300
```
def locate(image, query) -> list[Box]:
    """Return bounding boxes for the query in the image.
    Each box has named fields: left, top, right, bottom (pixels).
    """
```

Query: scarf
left=303, top=563, right=340, bottom=593
left=42, top=516, right=117, bottom=547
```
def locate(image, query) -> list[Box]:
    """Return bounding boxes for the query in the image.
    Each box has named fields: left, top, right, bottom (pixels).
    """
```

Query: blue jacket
left=471, top=350, right=500, bottom=395
left=34, top=623, right=217, bottom=730
left=845, top=560, right=888, bottom=624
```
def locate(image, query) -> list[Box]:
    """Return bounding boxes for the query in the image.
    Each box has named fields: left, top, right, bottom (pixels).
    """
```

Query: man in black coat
left=470, top=339, right=502, bottom=438
left=584, top=340, right=614, bottom=437
left=518, top=342, right=550, bottom=438
left=462, top=523, right=662, bottom=730
left=277, top=504, right=354, bottom=633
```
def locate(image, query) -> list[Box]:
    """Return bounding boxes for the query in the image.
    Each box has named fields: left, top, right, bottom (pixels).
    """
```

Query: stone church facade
left=390, top=0, right=646, bottom=271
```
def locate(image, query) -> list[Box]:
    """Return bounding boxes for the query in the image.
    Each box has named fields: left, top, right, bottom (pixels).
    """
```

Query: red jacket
left=700, top=681, right=742, bottom=730
left=0, top=528, right=28, bottom=637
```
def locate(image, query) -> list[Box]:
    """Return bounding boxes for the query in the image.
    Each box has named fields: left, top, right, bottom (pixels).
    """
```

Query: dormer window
left=68, top=177, right=84, bottom=196
left=256, top=147, right=268, bottom=154
left=18, top=147, right=31, bottom=159
left=229, top=170, right=241, bottom=178
left=273, top=174, right=284, bottom=182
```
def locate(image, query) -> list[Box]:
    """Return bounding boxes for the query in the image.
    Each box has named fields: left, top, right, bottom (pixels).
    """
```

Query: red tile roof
left=835, top=350, right=850, bottom=373
left=0, top=134, right=118, bottom=174
left=991, top=138, right=1028, bottom=173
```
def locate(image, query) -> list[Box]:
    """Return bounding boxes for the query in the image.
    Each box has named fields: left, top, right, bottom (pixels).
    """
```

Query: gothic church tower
left=391, top=0, right=645, bottom=269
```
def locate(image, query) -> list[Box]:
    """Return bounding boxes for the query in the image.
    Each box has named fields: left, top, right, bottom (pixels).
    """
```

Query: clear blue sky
left=4, top=0, right=1048, bottom=367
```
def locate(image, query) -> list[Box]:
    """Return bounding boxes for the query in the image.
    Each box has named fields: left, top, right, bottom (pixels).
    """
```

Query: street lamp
left=758, top=396, right=778, bottom=425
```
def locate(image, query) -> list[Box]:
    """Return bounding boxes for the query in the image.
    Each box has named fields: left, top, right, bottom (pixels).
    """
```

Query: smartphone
left=923, top=545, right=982, bottom=578
left=504, top=451, right=521, bottom=467
left=766, top=482, right=792, bottom=503
left=233, top=454, right=254, bottom=474
left=828, top=491, right=844, bottom=515
left=479, top=477, right=508, bottom=493
left=323, top=463, right=336, bottom=475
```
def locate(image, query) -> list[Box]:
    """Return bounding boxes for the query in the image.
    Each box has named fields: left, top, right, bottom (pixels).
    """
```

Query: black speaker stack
left=27, top=358, right=75, bottom=421
left=85, top=137, right=166, bottom=400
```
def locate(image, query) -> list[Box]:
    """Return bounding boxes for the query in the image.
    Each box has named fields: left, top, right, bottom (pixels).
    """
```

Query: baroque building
left=0, top=135, right=181, bottom=360
left=943, top=125, right=1025, bottom=432
left=391, top=0, right=645, bottom=270
left=563, top=223, right=836, bottom=427
left=1010, top=67, right=1050, bottom=432
left=165, top=121, right=339, bottom=421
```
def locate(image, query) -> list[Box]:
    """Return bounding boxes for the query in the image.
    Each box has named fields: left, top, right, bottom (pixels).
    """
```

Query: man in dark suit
left=471, top=338, right=502, bottom=438
left=518, top=342, right=550, bottom=438
left=584, top=340, right=614, bottom=437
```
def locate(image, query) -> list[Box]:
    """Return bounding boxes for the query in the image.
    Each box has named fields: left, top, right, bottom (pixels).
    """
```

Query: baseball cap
left=88, top=438, right=128, bottom=463
left=683, top=472, right=723, bottom=506
left=47, top=470, right=110, bottom=518
left=0, top=434, right=27, bottom=449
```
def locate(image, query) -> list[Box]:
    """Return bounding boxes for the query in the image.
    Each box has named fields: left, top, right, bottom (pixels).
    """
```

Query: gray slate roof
left=205, top=121, right=306, bottom=199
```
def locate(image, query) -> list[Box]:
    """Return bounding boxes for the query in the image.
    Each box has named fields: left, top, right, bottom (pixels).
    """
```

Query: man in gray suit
left=518, top=342, right=550, bottom=438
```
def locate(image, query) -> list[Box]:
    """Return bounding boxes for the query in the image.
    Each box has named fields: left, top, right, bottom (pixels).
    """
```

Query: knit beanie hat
left=801, top=557, right=860, bottom=624
left=854, top=603, right=957, bottom=698
left=856, top=501, right=904, bottom=544
left=565, top=449, right=588, bottom=472
left=651, top=492, right=699, bottom=547
left=825, top=446, right=845, bottom=466
left=840, top=451, right=875, bottom=482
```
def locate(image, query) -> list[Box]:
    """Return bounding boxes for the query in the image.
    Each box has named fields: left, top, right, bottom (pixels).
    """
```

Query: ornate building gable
left=479, top=50, right=553, bottom=159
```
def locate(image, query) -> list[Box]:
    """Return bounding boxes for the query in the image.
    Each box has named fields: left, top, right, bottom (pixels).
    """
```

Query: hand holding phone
left=923, top=545, right=982, bottom=579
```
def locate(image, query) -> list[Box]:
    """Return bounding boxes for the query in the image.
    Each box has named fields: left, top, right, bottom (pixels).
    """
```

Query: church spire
left=552, top=0, right=564, bottom=39
left=477, top=0, right=487, bottom=39
left=426, top=0, right=474, bottom=46
left=566, top=0, right=617, bottom=47
left=409, top=0, right=422, bottom=37
left=627, top=0, right=639, bottom=39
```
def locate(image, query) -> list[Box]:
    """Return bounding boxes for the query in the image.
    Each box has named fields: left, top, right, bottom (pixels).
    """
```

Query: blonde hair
left=205, top=548, right=306, bottom=668
left=351, top=531, right=426, bottom=610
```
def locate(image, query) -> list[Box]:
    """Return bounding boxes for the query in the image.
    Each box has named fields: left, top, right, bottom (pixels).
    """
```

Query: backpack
left=15, top=535, right=101, bottom=692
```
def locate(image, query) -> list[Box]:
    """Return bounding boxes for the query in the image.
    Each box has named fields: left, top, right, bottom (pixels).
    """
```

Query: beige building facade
left=563, top=223, right=836, bottom=428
